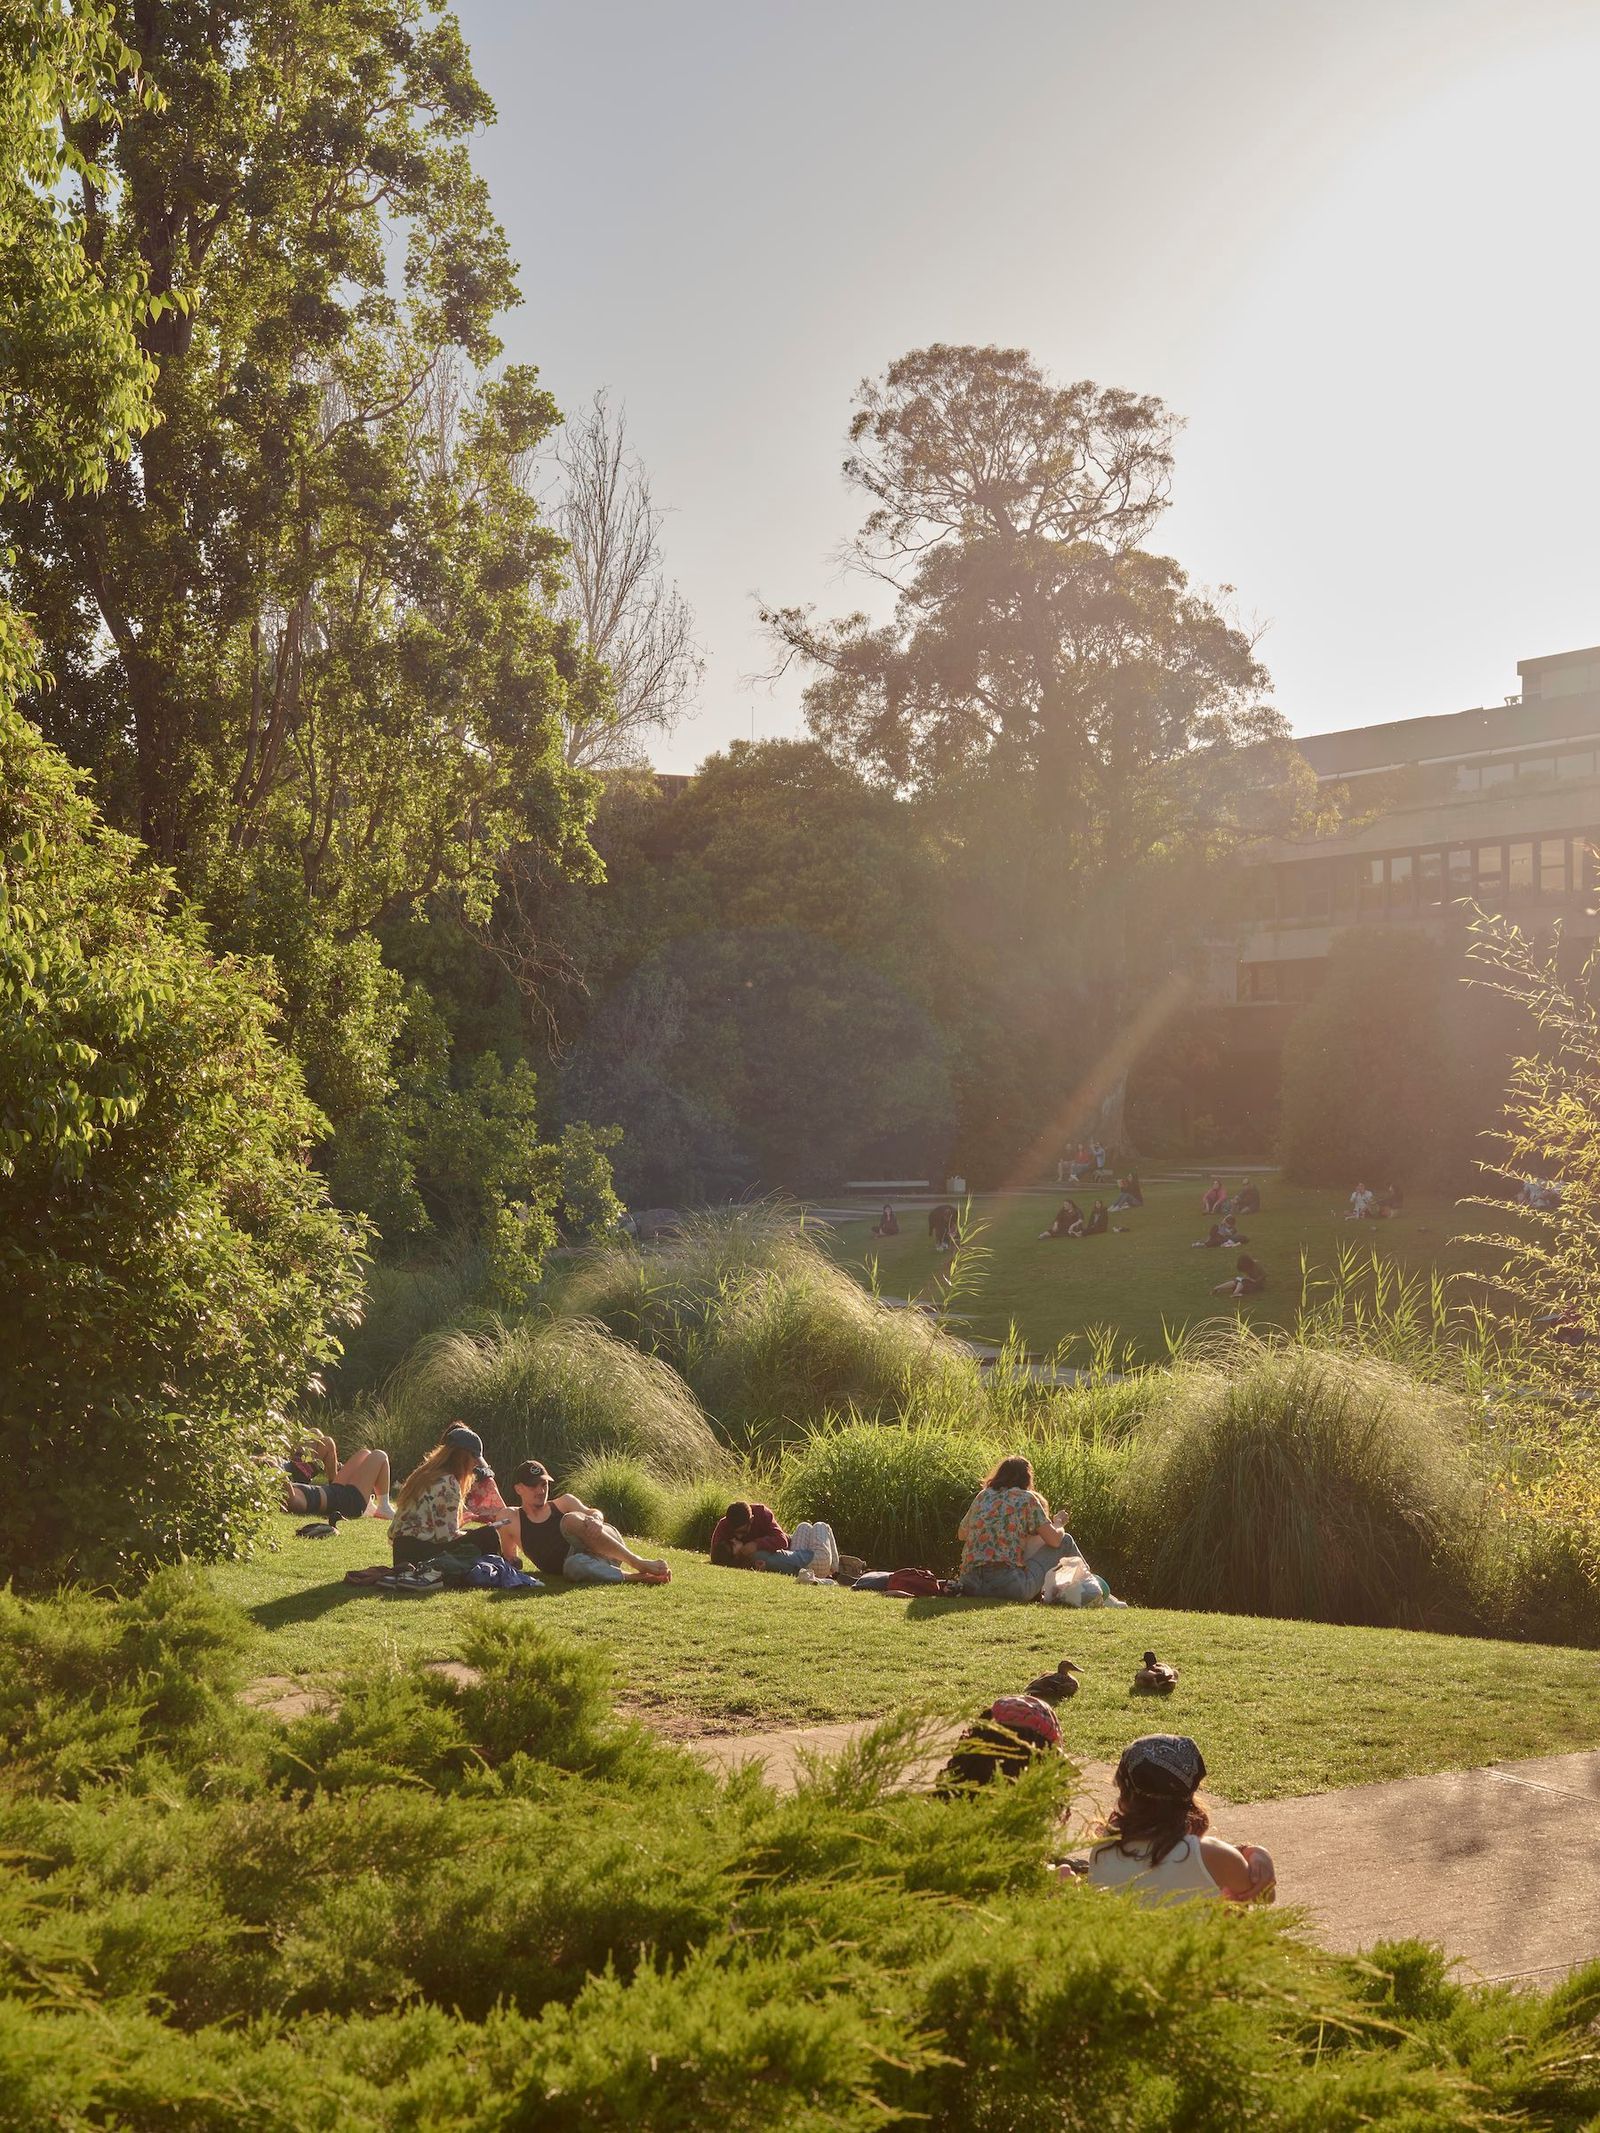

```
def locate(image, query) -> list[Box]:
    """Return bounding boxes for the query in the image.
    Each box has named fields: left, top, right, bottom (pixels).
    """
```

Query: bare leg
left=335, top=1447, right=390, bottom=1507
left=560, top=1512, right=671, bottom=1583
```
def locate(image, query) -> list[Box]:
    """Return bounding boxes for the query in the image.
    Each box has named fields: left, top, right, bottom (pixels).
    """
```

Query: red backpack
left=885, top=1567, right=948, bottom=1598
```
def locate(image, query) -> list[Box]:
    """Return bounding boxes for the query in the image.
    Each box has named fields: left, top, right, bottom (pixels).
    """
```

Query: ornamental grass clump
left=565, top=1454, right=673, bottom=1545
left=382, top=1315, right=722, bottom=1481
left=1120, top=1331, right=1486, bottom=1628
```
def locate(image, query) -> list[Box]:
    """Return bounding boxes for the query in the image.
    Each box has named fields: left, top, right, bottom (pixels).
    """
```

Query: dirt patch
left=241, top=1676, right=335, bottom=1722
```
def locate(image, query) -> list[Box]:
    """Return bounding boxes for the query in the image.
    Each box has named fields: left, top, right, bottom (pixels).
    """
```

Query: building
left=1233, top=644, right=1600, bottom=1008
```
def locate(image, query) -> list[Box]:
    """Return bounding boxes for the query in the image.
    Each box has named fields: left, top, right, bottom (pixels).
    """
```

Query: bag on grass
left=849, top=1570, right=895, bottom=1593
left=885, top=1567, right=946, bottom=1598
left=1041, top=1554, right=1108, bottom=1607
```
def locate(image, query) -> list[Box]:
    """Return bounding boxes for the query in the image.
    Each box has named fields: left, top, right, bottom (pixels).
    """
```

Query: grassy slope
left=818, top=1179, right=1476, bottom=1361
left=212, top=1517, right=1600, bottom=1803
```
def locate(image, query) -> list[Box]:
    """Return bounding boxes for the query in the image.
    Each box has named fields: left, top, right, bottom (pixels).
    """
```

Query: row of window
left=1263, top=833, right=1596, bottom=922
left=1453, top=750, right=1600, bottom=792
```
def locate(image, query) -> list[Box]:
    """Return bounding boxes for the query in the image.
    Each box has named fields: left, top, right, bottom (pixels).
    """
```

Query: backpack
left=885, top=1567, right=948, bottom=1598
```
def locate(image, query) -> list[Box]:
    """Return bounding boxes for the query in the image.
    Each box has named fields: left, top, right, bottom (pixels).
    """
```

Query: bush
left=665, top=1474, right=749, bottom=1552
left=325, top=1248, right=485, bottom=1403
left=383, top=1314, right=723, bottom=1482
left=3, top=1585, right=1598, bottom=2129
left=557, top=1206, right=982, bottom=1452
left=566, top=1454, right=673, bottom=1544
left=0, top=708, right=363, bottom=1584
left=1119, top=1334, right=1486, bottom=1627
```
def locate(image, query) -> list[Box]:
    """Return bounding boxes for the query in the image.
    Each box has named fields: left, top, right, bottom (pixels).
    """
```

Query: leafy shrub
left=1119, top=1333, right=1486, bottom=1626
left=384, top=1314, right=722, bottom=1481
left=665, top=1474, right=749, bottom=1552
left=0, top=707, right=363, bottom=1583
left=566, top=1454, right=672, bottom=1543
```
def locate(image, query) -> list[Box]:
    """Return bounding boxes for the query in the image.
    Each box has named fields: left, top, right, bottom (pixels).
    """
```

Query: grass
left=209, top=1517, right=1600, bottom=1802
left=821, top=1179, right=1478, bottom=1362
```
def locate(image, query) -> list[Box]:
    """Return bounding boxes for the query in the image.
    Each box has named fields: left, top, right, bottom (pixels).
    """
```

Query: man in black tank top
left=509, top=1461, right=672, bottom=1584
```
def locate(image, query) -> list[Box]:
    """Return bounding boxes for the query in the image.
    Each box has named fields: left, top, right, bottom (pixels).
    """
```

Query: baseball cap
left=442, top=1424, right=486, bottom=1472
left=512, top=1458, right=552, bottom=1488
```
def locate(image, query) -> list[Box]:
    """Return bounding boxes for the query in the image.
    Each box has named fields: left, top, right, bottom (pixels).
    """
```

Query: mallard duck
left=1025, top=1658, right=1082, bottom=1704
left=1132, top=1650, right=1179, bottom=1694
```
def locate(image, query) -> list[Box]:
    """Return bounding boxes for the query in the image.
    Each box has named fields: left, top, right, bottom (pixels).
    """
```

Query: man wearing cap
left=509, top=1461, right=672, bottom=1585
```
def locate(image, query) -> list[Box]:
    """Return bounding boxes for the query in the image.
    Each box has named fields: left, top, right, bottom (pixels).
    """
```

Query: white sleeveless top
left=1088, top=1836, right=1220, bottom=1905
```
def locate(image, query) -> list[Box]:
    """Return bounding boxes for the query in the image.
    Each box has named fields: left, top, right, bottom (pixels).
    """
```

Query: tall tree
left=553, top=391, right=703, bottom=769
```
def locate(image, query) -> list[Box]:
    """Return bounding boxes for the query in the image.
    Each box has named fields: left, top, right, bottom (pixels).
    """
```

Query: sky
left=452, top=0, right=1600, bottom=771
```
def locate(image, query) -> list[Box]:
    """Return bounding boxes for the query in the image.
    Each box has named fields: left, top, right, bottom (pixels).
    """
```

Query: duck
left=1131, top=1650, right=1179, bottom=1694
left=1025, top=1658, right=1082, bottom=1704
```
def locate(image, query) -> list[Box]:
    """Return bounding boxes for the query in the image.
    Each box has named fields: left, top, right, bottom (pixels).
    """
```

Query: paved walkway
left=685, top=1719, right=1600, bottom=1986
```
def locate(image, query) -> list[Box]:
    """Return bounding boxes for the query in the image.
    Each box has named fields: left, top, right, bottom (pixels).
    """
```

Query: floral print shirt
left=960, top=1486, right=1050, bottom=1570
left=391, top=1473, right=464, bottom=1548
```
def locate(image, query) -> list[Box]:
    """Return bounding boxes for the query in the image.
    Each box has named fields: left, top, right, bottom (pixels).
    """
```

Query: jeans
left=959, top=1536, right=1079, bottom=1602
left=752, top=1548, right=812, bottom=1576
left=562, top=1551, right=626, bottom=1584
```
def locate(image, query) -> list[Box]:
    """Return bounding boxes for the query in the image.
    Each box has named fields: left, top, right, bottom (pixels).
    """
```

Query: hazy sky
left=454, top=0, right=1600, bottom=770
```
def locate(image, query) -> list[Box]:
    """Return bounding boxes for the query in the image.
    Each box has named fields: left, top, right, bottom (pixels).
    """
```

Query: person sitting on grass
left=1080, top=1734, right=1276, bottom=1905
left=1079, top=1200, right=1109, bottom=1237
left=1347, top=1182, right=1377, bottom=1220
left=1231, top=1179, right=1261, bottom=1218
left=1193, top=1216, right=1246, bottom=1248
left=956, top=1456, right=1080, bottom=1603
left=509, top=1459, right=671, bottom=1585
left=708, top=1500, right=839, bottom=1577
left=1212, top=1252, right=1266, bottom=1300
left=1039, top=1198, right=1083, bottom=1239
left=281, top=1430, right=395, bottom=1524
left=1201, top=1176, right=1227, bottom=1214
left=871, top=1202, right=900, bottom=1237
left=937, top=1693, right=1064, bottom=1793
left=389, top=1427, right=520, bottom=1569
left=1111, top=1173, right=1143, bottom=1210
left=928, top=1202, right=960, bottom=1251
left=1375, top=1182, right=1403, bottom=1218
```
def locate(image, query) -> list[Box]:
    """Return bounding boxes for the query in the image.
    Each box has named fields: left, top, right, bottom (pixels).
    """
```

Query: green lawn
left=817, top=1179, right=1477, bottom=1361
left=211, top=1517, right=1600, bottom=1804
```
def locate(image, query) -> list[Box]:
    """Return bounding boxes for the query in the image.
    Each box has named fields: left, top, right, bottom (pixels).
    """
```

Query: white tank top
left=1088, top=1835, right=1220, bottom=1905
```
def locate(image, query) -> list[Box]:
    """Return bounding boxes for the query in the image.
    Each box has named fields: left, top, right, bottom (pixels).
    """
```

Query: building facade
left=1233, top=644, right=1600, bottom=1008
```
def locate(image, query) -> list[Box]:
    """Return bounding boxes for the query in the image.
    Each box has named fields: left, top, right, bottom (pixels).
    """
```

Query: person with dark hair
left=871, top=1203, right=900, bottom=1237
left=1039, top=1199, right=1083, bottom=1239
left=1375, top=1182, right=1404, bottom=1219
left=281, top=1429, right=394, bottom=1524
left=928, top=1203, right=960, bottom=1251
left=955, top=1457, right=1080, bottom=1602
left=1110, top=1173, right=1143, bottom=1211
left=509, top=1459, right=671, bottom=1584
left=1231, top=1179, right=1261, bottom=1218
left=1079, top=1200, right=1109, bottom=1237
left=389, top=1426, right=518, bottom=1568
left=1213, top=1253, right=1266, bottom=1300
left=1082, top=1735, right=1275, bottom=1904
left=936, top=1694, right=1064, bottom=1793
left=707, top=1499, right=838, bottom=1577
left=1201, top=1177, right=1226, bottom=1215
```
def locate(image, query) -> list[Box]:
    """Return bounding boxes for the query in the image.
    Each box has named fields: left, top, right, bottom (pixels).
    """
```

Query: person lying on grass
left=390, top=1427, right=520, bottom=1569
left=509, top=1460, right=671, bottom=1585
left=1078, top=1734, right=1276, bottom=1905
left=956, top=1456, right=1081, bottom=1603
left=1212, top=1252, right=1266, bottom=1300
left=707, top=1500, right=839, bottom=1576
left=281, top=1430, right=395, bottom=1523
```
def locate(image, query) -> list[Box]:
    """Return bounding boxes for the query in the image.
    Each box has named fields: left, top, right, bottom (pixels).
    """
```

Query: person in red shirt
left=708, top=1500, right=837, bottom=1576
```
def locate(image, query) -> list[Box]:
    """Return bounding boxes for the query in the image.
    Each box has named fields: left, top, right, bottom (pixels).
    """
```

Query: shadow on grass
left=248, top=1579, right=370, bottom=1631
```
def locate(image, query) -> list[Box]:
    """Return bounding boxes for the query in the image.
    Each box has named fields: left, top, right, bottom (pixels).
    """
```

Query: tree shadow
left=248, top=1579, right=370, bottom=1631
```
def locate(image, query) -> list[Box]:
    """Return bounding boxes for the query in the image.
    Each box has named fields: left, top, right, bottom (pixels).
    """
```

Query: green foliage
left=3, top=1583, right=1598, bottom=2129
left=1120, top=1334, right=1485, bottom=1627
left=565, top=1454, right=673, bottom=1545
left=0, top=707, right=362, bottom=1583
left=384, top=1314, right=723, bottom=1482
left=664, top=1473, right=751, bottom=1551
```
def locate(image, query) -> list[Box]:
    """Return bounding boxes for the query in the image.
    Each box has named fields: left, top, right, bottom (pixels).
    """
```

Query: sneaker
left=384, top=1565, right=443, bottom=1596
left=795, top=1567, right=817, bottom=1584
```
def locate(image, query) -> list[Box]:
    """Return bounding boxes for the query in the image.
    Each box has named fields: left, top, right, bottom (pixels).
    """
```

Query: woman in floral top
left=390, top=1426, right=518, bottom=1568
left=956, top=1456, right=1079, bottom=1602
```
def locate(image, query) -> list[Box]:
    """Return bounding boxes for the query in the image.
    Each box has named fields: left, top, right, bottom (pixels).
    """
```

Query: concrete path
left=684, top=1719, right=1600, bottom=1986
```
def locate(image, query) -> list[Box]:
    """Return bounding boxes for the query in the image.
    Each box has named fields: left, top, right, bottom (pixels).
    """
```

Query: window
left=1540, top=839, right=1568, bottom=897
left=1240, top=963, right=1277, bottom=1002
left=1455, top=763, right=1481, bottom=793
left=1302, top=860, right=1333, bottom=920
left=1279, top=866, right=1306, bottom=920
left=1447, top=848, right=1474, bottom=900
left=1481, top=762, right=1515, bottom=788
left=1557, top=752, right=1595, bottom=780
left=1573, top=838, right=1596, bottom=900
left=1388, top=853, right=1415, bottom=910
left=1332, top=858, right=1357, bottom=914
left=1509, top=841, right=1534, bottom=891
left=1418, top=850, right=1443, bottom=907
left=1519, top=757, right=1558, bottom=782
left=1358, top=856, right=1385, bottom=914
left=1477, top=845, right=1504, bottom=899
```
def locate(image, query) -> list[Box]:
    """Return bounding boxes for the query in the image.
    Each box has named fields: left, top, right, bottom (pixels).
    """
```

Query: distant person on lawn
left=1080, top=1200, right=1109, bottom=1237
left=1091, top=1140, right=1107, bottom=1175
left=1347, top=1182, right=1377, bottom=1220
left=389, top=1427, right=519, bottom=1568
left=510, top=1460, right=671, bottom=1584
left=1201, top=1177, right=1227, bottom=1214
left=871, top=1203, right=899, bottom=1237
left=1039, top=1199, right=1083, bottom=1239
left=1193, top=1216, right=1246, bottom=1248
left=1111, top=1173, right=1143, bottom=1210
left=928, top=1202, right=960, bottom=1251
left=1080, top=1734, right=1276, bottom=1905
left=281, top=1429, right=395, bottom=1523
left=1375, top=1182, right=1403, bottom=1218
left=1231, top=1179, right=1261, bottom=1217
left=956, top=1456, right=1080, bottom=1602
left=1213, top=1252, right=1266, bottom=1299
left=708, top=1500, right=839, bottom=1577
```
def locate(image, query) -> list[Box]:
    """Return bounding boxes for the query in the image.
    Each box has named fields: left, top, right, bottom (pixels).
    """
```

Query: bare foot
left=634, top=1559, right=672, bottom=1584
